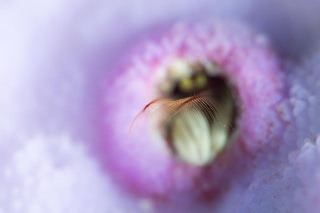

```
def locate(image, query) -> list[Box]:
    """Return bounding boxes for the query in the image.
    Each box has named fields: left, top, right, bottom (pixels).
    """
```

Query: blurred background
left=1, top=0, right=320, bottom=212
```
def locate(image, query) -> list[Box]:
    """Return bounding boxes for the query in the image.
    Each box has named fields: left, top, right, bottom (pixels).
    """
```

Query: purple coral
left=1, top=0, right=320, bottom=212
left=290, top=135, right=320, bottom=213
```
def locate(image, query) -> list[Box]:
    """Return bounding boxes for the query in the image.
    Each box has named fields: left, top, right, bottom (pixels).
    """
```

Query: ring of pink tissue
left=103, top=21, right=286, bottom=201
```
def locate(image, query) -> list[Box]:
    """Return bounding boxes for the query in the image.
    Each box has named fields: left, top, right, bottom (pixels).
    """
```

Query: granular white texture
left=0, top=134, right=134, bottom=213
left=281, top=48, right=320, bottom=151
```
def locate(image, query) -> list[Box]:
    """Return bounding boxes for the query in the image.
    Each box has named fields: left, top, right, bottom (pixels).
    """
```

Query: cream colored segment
left=171, top=109, right=214, bottom=166
left=192, top=111, right=215, bottom=164
left=210, top=125, right=228, bottom=153
left=202, top=61, right=221, bottom=76
left=155, top=66, right=174, bottom=94
left=187, top=110, right=212, bottom=165
left=167, top=59, right=192, bottom=80
left=171, top=113, right=199, bottom=165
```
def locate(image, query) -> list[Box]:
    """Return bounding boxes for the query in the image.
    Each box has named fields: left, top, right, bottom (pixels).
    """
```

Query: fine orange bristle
left=129, top=92, right=229, bottom=136
left=129, top=97, right=172, bottom=136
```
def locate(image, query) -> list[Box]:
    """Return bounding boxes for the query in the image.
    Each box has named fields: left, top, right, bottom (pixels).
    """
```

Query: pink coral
left=103, top=22, right=285, bottom=199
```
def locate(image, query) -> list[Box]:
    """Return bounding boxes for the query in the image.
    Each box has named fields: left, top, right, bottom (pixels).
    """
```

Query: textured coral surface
left=104, top=22, right=285, bottom=198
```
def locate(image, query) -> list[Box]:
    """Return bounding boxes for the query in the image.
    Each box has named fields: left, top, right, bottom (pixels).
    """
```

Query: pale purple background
left=1, top=0, right=320, bottom=212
